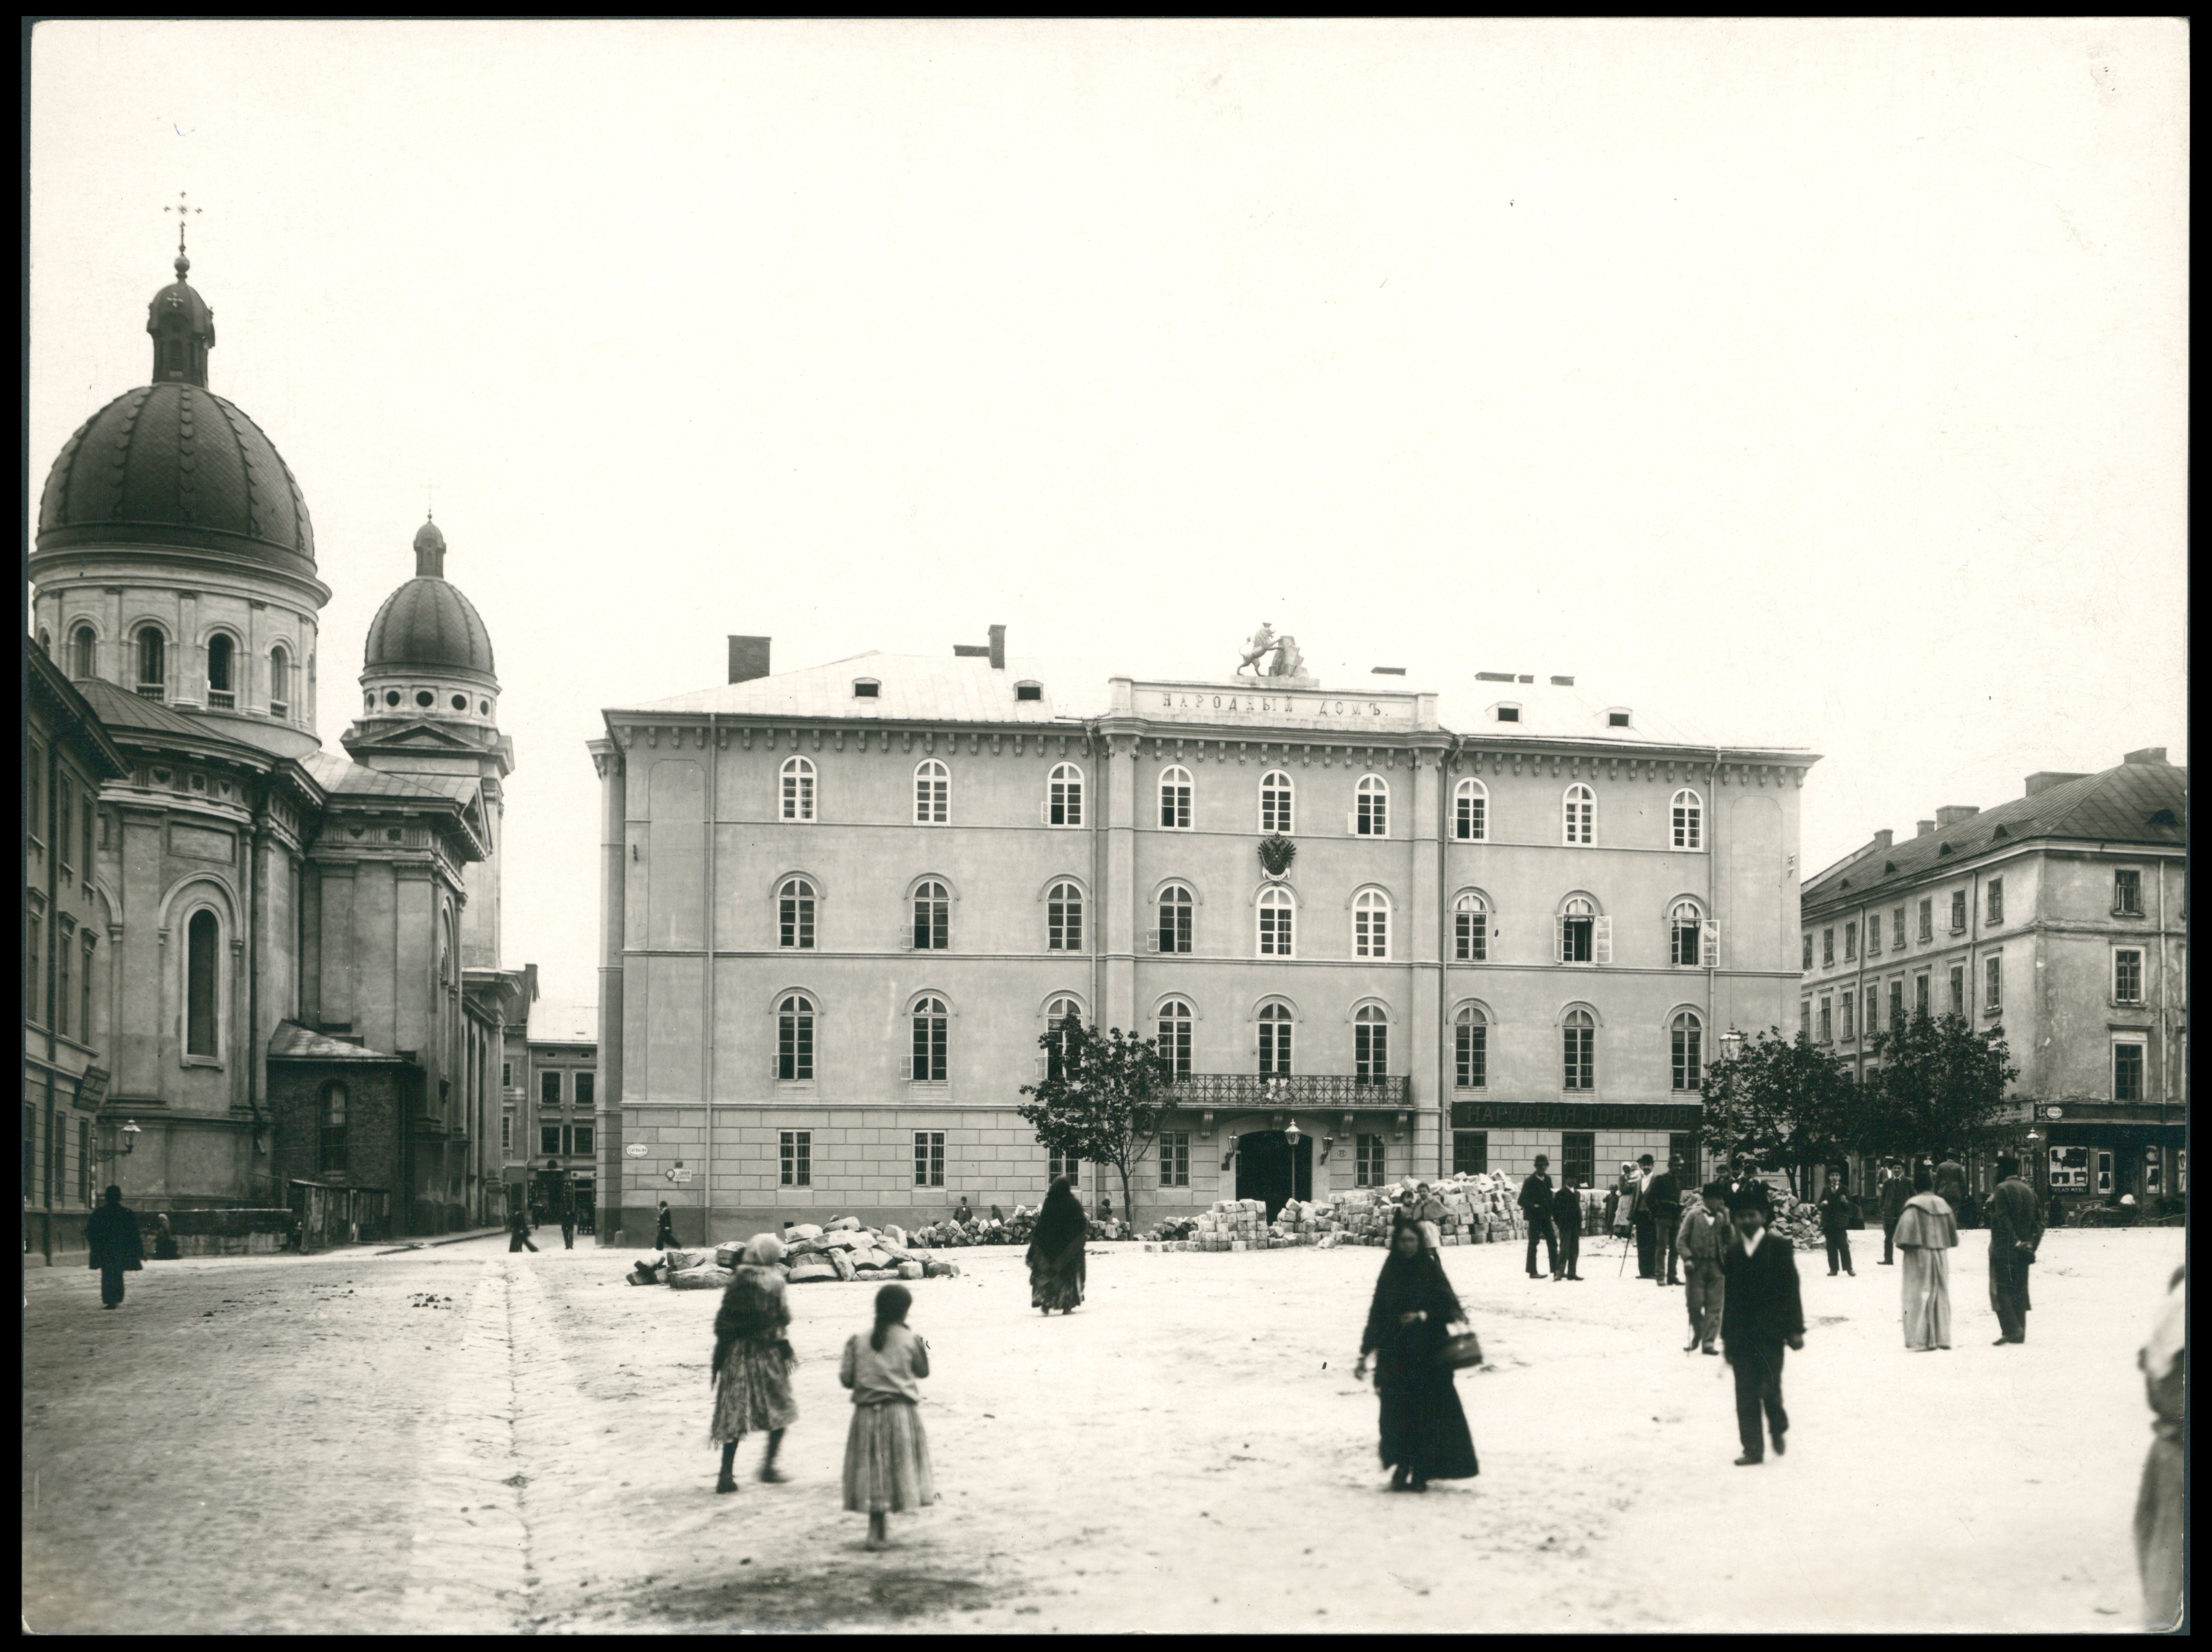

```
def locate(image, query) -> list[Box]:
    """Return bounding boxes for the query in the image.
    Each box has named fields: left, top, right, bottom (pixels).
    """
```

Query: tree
left=1863, top=1010, right=2020, bottom=1165
left=1697, top=1027, right=1857, bottom=1198
left=1016, top=1015, right=1173, bottom=1232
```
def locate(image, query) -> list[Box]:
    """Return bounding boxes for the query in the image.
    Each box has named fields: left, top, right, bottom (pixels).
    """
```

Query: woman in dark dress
left=1354, top=1217, right=1479, bottom=1491
left=1025, top=1176, right=1087, bottom=1315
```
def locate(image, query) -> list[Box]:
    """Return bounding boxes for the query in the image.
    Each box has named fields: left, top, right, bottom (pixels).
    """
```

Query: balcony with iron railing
left=1164, top=1073, right=1412, bottom=1110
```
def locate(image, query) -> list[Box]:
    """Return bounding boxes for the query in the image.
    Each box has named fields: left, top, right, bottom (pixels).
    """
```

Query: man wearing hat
left=1629, top=1154, right=1660, bottom=1279
left=1878, top=1158, right=1912, bottom=1265
left=1518, top=1155, right=1562, bottom=1280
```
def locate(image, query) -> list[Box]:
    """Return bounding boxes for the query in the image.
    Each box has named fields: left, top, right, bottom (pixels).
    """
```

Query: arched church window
left=270, top=647, right=291, bottom=719
left=72, top=625, right=97, bottom=680
left=206, top=634, right=234, bottom=708
left=136, top=628, right=166, bottom=700
left=186, top=909, right=220, bottom=1057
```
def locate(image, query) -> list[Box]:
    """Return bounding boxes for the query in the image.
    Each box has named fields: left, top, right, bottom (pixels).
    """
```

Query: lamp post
left=93, top=1118, right=141, bottom=1168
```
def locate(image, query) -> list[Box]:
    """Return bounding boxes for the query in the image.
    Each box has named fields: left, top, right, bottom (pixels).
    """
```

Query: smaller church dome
left=363, top=520, right=497, bottom=683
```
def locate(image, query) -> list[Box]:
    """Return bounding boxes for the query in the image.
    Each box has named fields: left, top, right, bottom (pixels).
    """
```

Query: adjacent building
left=590, top=632, right=1816, bottom=1245
left=500, top=997, right=598, bottom=1228
left=1798, top=748, right=2187, bottom=1215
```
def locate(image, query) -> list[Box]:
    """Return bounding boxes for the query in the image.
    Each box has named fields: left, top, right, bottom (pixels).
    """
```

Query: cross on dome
left=163, top=190, right=202, bottom=279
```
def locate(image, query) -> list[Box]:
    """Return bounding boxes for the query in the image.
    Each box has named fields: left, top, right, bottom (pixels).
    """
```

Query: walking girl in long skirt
left=709, top=1234, right=799, bottom=1492
left=1894, top=1165, right=1959, bottom=1351
left=841, top=1283, right=938, bottom=1550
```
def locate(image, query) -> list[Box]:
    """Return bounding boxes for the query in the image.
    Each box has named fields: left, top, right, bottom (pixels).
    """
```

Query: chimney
left=1915, top=820, right=1936, bottom=838
left=1934, top=805, right=1980, bottom=829
left=726, top=635, right=771, bottom=684
left=2124, top=747, right=2169, bottom=766
left=988, top=624, right=1006, bottom=671
left=2025, top=771, right=2089, bottom=796
left=1871, top=829, right=1893, bottom=851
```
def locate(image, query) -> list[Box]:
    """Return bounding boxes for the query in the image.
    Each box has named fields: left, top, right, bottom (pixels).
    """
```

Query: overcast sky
left=29, top=20, right=2188, bottom=1016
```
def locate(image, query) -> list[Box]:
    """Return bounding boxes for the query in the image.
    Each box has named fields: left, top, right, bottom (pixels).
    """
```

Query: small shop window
left=2047, top=1145, right=2088, bottom=1191
left=2094, top=1150, right=2114, bottom=1195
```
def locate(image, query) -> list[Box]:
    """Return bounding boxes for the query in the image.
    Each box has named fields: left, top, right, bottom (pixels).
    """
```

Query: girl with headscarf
left=709, top=1234, right=797, bottom=1492
left=1353, top=1216, right=1480, bottom=1491
left=840, top=1283, right=937, bottom=1550
left=1894, top=1165, right=1959, bottom=1351
left=1026, top=1175, right=1087, bottom=1315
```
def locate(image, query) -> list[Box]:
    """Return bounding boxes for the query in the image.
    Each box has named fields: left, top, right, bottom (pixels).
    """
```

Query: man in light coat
left=1677, top=1182, right=1733, bottom=1354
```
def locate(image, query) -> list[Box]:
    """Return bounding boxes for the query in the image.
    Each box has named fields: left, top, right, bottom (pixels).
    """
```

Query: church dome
left=363, top=520, right=497, bottom=683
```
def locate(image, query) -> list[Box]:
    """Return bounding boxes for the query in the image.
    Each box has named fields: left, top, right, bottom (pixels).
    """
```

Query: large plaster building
left=25, top=237, right=531, bottom=1251
left=591, top=631, right=1815, bottom=1245
left=1798, top=748, right=2187, bottom=1215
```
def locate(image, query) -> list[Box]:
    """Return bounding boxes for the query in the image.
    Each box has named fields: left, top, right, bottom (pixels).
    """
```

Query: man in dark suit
left=1986, top=1153, right=2042, bottom=1345
left=1878, top=1159, right=1912, bottom=1264
left=1721, top=1196, right=1805, bottom=1466
left=1646, top=1158, right=1684, bottom=1286
left=1519, top=1155, right=1561, bottom=1280
left=1725, top=1156, right=1774, bottom=1221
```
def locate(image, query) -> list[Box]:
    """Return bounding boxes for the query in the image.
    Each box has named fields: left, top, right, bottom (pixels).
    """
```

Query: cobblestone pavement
left=21, top=1227, right=2179, bottom=1633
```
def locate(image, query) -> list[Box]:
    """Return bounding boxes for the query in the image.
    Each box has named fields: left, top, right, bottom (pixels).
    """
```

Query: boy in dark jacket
left=1551, top=1174, right=1584, bottom=1280
left=1817, top=1171, right=1857, bottom=1277
left=1721, top=1198, right=1805, bottom=1465
left=1518, top=1156, right=1560, bottom=1281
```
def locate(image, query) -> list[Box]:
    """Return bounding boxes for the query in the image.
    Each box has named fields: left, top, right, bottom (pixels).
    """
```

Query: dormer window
left=1607, top=709, right=1632, bottom=728
left=1494, top=704, right=1521, bottom=723
left=852, top=679, right=880, bottom=699
left=1015, top=682, right=1044, bottom=702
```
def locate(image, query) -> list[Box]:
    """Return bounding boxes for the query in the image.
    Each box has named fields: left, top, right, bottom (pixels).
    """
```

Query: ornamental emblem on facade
left=1258, top=833, right=1297, bottom=878
left=1236, top=623, right=1305, bottom=679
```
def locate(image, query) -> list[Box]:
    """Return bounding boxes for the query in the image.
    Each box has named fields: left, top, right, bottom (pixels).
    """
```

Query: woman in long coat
left=1894, top=1165, right=1960, bottom=1350
left=710, top=1234, right=798, bottom=1491
left=1025, top=1176, right=1087, bottom=1315
left=1354, top=1217, right=1479, bottom=1491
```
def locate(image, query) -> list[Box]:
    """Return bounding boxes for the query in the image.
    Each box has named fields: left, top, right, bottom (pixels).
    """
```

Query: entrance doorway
left=1235, top=1130, right=1312, bottom=1220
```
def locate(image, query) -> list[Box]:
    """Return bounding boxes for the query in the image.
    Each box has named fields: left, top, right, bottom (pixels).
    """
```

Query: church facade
left=25, top=239, right=530, bottom=1252
left=590, top=631, right=1816, bottom=1245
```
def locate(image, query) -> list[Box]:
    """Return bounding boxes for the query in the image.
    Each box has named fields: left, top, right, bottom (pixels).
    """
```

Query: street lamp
left=95, top=1119, right=141, bottom=1164
left=1284, top=1118, right=1302, bottom=1147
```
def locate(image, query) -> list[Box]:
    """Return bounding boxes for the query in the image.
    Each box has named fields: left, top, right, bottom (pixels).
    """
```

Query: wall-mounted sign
left=2043, top=1104, right=2064, bottom=1120
left=625, top=1142, right=648, bottom=1158
left=665, top=1167, right=694, bottom=1184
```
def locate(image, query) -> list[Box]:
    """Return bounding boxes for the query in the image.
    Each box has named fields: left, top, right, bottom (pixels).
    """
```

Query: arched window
left=1354, top=1004, right=1389, bottom=1082
left=1257, top=1001, right=1293, bottom=1076
left=779, top=756, right=816, bottom=822
left=1558, top=896, right=1608, bottom=965
left=1158, top=765, right=1193, bottom=830
left=1671, top=1010, right=1703, bottom=1092
left=1258, top=887, right=1295, bottom=957
left=913, top=760, right=948, bottom=825
left=1454, top=1004, right=1487, bottom=1089
left=1563, top=784, right=1595, bottom=845
left=185, top=908, right=219, bottom=1056
left=1354, top=774, right=1389, bottom=837
left=318, top=1082, right=348, bottom=1173
left=1044, top=995, right=1084, bottom=1081
left=1671, top=789, right=1704, bottom=851
left=205, top=633, right=235, bottom=708
left=912, top=880, right=949, bottom=951
left=269, top=645, right=291, bottom=719
left=1669, top=900, right=1705, bottom=967
left=1563, top=1008, right=1595, bottom=1091
left=37, top=627, right=50, bottom=657
left=72, top=625, right=97, bottom=680
left=1454, top=892, right=1488, bottom=963
left=1259, top=769, right=1294, bottom=835
left=1046, top=881, right=1084, bottom=951
left=1156, top=883, right=1194, bottom=955
left=1157, top=999, right=1193, bottom=1078
left=1047, top=763, right=1084, bottom=827
left=1453, top=777, right=1487, bottom=842
left=136, top=627, right=166, bottom=699
left=1353, top=889, right=1390, bottom=959
left=909, top=996, right=948, bottom=1083
left=777, top=994, right=815, bottom=1081
left=777, top=878, right=816, bottom=949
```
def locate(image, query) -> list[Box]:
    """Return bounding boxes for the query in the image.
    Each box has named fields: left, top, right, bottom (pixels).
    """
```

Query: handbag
left=1436, top=1323, right=1483, bottom=1370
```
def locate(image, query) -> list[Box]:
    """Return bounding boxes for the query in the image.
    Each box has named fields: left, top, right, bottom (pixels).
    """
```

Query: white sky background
left=28, top=20, right=2189, bottom=1015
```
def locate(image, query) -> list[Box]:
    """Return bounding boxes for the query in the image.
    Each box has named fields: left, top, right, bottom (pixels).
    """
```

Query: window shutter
left=1346, top=811, right=1358, bottom=835
left=899, top=1055, right=913, bottom=1081
left=1555, top=916, right=1566, bottom=963
left=1593, top=915, right=1612, bottom=964
left=1034, top=1056, right=1046, bottom=1079
left=1702, top=920, right=1720, bottom=968
left=1039, top=800, right=1051, bottom=824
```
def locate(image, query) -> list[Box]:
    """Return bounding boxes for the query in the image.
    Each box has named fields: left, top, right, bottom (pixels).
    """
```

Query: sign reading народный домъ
left=1110, top=678, right=1435, bottom=732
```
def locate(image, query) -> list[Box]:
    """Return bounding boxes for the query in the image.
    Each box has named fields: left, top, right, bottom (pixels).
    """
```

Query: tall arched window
left=1454, top=1004, right=1487, bottom=1089
left=319, top=1082, right=348, bottom=1173
left=1353, top=889, right=1390, bottom=959
left=185, top=908, right=219, bottom=1056
left=1257, top=1001, right=1293, bottom=1076
left=268, top=645, right=291, bottom=719
left=909, top=996, right=948, bottom=1083
left=777, top=878, right=817, bottom=949
left=205, top=633, right=235, bottom=708
left=1047, top=763, right=1084, bottom=827
left=1562, top=1008, right=1595, bottom=1091
left=136, top=627, right=166, bottom=700
left=1354, top=1004, right=1389, bottom=1082
left=37, top=627, right=50, bottom=657
left=1157, top=999, right=1193, bottom=1078
left=1159, top=765, right=1193, bottom=830
left=1669, top=900, right=1704, bottom=967
left=1563, top=784, right=1595, bottom=845
left=1044, top=996, right=1084, bottom=1081
left=913, top=760, right=949, bottom=825
left=1453, top=777, right=1487, bottom=842
left=71, top=625, right=97, bottom=680
left=777, top=994, right=815, bottom=1081
left=1454, top=892, right=1488, bottom=962
left=1558, top=896, right=1609, bottom=965
left=1046, top=881, right=1084, bottom=951
left=1259, top=769, right=1294, bottom=834
left=1156, top=883, right=1194, bottom=954
left=780, top=756, right=816, bottom=821
left=1258, top=887, right=1295, bottom=957
left=1354, top=774, right=1389, bottom=837
left=1671, top=1010, right=1703, bottom=1092
left=1671, top=788, right=1704, bottom=851
left=912, top=880, right=949, bottom=950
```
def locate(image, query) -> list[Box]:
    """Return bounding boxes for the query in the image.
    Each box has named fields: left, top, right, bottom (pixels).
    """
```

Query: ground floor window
left=2142, top=1148, right=2163, bottom=1195
left=2047, top=1146, right=2088, bottom=1190
left=78, top=1118, right=91, bottom=1205
left=2095, top=1150, right=2114, bottom=1195
left=47, top=1106, right=63, bottom=1205
left=1560, top=1130, right=1595, bottom=1190
left=1158, top=1132, right=1190, bottom=1188
left=781, top=1130, right=811, bottom=1187
left=21, top=1102, right=34, bottom=1201
left=1669, top=1133, right=1697, bottom=1184
left=1354, top=1133, right=1386, bottom=1188
left=1048, top=1150, right=1079, bottom=1186
left=1452, top=1130, right=1488, bottom=1175
left=914, top=1131, right=945, bottom=1187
